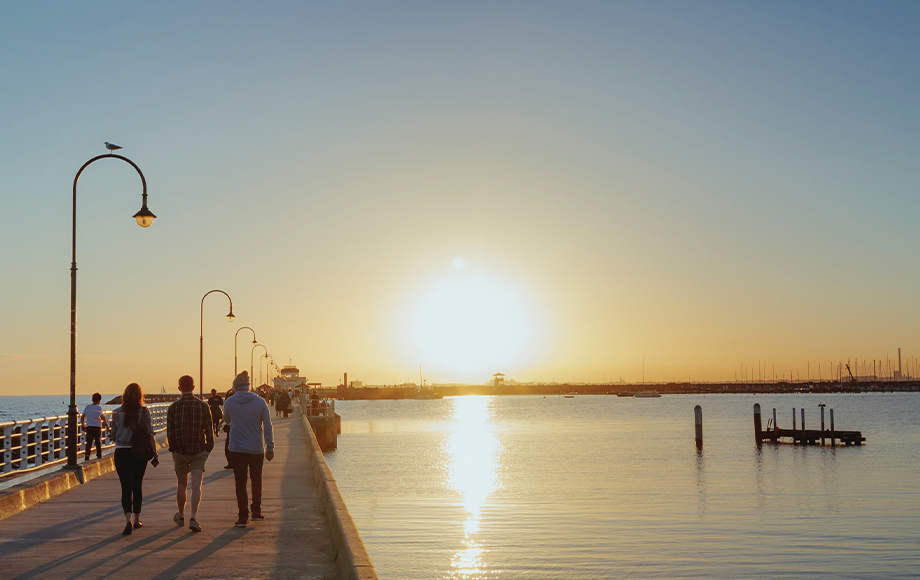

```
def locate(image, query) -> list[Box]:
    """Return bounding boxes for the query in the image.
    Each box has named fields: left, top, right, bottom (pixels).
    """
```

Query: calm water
left=324, top=394, right=920, bottom=580
left=0, top=395, right=121, bottom=422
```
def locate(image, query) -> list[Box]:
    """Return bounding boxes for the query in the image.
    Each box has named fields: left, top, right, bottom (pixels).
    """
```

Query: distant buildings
left=273, top=365, right=307, bottom=391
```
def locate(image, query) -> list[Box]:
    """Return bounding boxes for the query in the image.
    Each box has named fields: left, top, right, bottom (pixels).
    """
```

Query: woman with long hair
left=111, top=383, right=158, bottom=535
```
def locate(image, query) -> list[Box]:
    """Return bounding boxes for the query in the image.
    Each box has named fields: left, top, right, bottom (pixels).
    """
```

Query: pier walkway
left=0, top=409, right=344, bottom=580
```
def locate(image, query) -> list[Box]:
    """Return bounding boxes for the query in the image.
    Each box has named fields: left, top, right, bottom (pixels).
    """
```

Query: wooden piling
left=830, top=408, right=835, bottom=445
left=801, top=408, right=806, bottom=443
left=820, top=405, right=826, bottom=446
left=754, top=404, right=762, bottom=445
left=694, top=405, right=703, bottom=448
left=792, top=409, right=796, bottom=443
left=772, top=408, right=778, bottom=443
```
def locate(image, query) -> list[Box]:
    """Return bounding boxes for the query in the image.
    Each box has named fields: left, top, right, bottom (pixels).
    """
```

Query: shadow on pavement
left=149, top=527, right=252, bottom=580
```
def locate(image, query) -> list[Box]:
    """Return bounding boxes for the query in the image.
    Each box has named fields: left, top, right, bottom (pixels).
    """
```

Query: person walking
left=207, top=388, right=224, bottom=437
left=223, top=371, right=274, bottom=528
left=274, top=389, right=286, bottom=418
left=81, top=392, right=107, bottom=461
left=111, top=383, right=158, bottom=536
left=167, top=375, right=214, bottom=533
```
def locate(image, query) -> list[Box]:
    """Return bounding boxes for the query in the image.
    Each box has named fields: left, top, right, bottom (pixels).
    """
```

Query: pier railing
left=303, top=395, right=335, bottom=419
left=0, top=403, right=170, bottom=475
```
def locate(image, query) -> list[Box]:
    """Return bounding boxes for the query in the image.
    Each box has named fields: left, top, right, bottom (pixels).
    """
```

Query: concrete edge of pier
left=0, top=433, right=170, bottom=522
left=300, top=412, right=378, bottom=580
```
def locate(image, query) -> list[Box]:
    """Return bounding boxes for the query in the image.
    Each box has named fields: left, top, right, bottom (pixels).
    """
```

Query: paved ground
left=0, top=407, right=338, bottom=580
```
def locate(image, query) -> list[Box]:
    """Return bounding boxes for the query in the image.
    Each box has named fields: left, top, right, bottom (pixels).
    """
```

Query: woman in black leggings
left=111, top=383, right=158, bottom=535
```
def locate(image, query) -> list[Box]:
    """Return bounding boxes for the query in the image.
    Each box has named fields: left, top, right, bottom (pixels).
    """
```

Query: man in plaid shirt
left=167, top=375, right=214, bottom=532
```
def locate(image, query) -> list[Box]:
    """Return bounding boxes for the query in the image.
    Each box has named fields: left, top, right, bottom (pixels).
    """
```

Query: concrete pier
left=0, top=405, right=375, bottom=579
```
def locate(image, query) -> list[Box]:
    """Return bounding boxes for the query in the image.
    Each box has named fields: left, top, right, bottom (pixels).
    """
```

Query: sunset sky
left=1, top=2, right=919, bottom=395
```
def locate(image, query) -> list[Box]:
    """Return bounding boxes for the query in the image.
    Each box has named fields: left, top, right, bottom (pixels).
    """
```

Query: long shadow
left=1, top=464, right=233, bottom=558
left=0, top=485, right=178, bottom=557
left=273, top=407, right=338, bottom=578
left=8, top=533, right=125, bottom=580
left=66, top=527, right=194, bottom=580
left=148, top=527, right=251, bottom=580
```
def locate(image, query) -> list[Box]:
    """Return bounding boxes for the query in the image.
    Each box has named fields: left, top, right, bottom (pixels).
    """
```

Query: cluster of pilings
left=754, top=403, right=864, bottom=446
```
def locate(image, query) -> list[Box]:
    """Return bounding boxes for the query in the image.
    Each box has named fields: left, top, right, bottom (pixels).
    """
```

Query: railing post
left=1, top=425, right=11, bottom=473
left=56, top=419, right=66, bottom=459
left=34, top=421, right=44, bottom=467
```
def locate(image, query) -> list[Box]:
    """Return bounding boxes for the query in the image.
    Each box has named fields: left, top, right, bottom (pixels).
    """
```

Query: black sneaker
left=251, top=512, right=265, bottom=521
left=235, top=517, right=248, bottom=528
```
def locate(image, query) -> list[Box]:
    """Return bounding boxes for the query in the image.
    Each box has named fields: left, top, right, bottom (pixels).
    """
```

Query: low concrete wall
left=300, top=412, right=377, bottom=580
left=0, top=434, right=170, bottom=521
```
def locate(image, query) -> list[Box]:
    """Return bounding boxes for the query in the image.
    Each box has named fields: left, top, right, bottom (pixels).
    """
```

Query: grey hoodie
left=223, top=391, right=274, bottom=454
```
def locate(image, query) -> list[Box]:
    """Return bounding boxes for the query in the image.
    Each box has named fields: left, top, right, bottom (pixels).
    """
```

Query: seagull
left=104, top=142, right=122, bottom=153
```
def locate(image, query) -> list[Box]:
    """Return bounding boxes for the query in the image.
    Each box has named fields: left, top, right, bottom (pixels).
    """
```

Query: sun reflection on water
left=445, top=396, right=501, bottom=579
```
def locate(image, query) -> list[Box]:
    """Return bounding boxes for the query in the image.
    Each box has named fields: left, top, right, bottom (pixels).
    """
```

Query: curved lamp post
left=261, top=353, right=274, bottom=388
left=200, top=290, right=234, bottom=398
left=67, top=149, right=156, bottom=468
left=251, top=343, right=267, bottom=388
left=234, top=326, right=257, bottom=375
left=269, top=360, right=280, bottom=388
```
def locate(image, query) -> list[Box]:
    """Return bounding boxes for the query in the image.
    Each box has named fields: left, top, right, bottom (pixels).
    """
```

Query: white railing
left=0, top=403, right=169, bottom=475
left=299, top=394, right=336, bottom=418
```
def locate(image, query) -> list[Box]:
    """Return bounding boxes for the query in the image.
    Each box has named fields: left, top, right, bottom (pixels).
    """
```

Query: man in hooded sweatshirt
left=223, top=371, right=274, bottom=527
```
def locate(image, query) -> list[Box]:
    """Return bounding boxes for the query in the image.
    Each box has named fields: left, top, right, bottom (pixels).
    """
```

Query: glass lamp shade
left=226, top=312, right=235, bottom=322
left=133, top=206, right=156, bottom=228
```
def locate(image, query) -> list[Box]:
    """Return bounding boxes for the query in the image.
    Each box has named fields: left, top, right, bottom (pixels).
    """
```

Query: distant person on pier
left=275, top=389, right=291, bottom=418
left=81, top=392, right=107, bottom=461
left=111, top=383, right=159, bottom=536
left=223, top=371, right=274, bottom=527
left=207, top=388, right=224, bottom=437
left=167, top=375, right=214, bottom=533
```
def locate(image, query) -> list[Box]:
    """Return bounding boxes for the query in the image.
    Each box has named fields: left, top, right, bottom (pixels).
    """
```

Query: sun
left=403, top=267, right=540, bottom=378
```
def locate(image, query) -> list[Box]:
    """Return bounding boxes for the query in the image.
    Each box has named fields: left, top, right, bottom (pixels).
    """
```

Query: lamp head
left=133, top=205, right=156, bottom=228
left=226, top=310, right=235, bottom=322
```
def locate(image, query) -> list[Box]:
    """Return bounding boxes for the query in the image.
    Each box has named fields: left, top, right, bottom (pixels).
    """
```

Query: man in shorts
left=167, top=375, right=214, bottom=532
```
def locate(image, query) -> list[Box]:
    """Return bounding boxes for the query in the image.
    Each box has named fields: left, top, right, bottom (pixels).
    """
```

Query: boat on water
left=617, top=392, right=635, bottom=397
left=564, top=395, right=575, bottom=398
left=634, top=391, right=662, bottom=398
left=413, top=365, right=443, bottom=399
left=412, top=389, right=443, bottom=400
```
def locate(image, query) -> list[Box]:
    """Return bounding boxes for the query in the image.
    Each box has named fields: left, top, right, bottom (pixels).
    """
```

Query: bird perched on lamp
left=104, top=142, right=122, bottom=153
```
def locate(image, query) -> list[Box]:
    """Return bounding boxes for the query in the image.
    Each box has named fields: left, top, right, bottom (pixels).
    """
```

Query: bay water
left=325, top=394, right=920, bottom=579
left=0, top=395, right=120, bottom=423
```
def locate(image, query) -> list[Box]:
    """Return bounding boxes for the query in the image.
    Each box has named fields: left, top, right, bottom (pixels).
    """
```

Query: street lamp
left=268, top=360, right=280, bottom=388
left=251, top=343, right=267, bottom=388
left=261, top=353, right=273, bottom=388
left=67, top=147, right=155, bottom=468
left=234, top=326, right=257, bottom=375
left=260, top=353, right=273, bottom=388
left=200, top=290, right=234, bottom=398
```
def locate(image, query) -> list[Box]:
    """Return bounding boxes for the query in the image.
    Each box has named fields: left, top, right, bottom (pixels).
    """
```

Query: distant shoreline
left=337, top=380, right=920, bottom=400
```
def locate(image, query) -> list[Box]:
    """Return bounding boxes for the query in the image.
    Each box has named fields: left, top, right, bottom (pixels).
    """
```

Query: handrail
left=299, top=393, right=336, bottom=419
left=0, top=403, right=169, bottom=476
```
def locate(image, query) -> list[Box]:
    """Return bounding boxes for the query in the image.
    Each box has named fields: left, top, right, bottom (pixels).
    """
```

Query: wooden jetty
left=754, top=403, right=865, bottom=446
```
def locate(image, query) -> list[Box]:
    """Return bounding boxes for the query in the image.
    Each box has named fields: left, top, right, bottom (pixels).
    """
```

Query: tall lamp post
left=261, top=353, right=273, bottom=388
left=268, top=360, right=280, bottom=388
left=67, top=147, right=156, bottom=468
left=234, top=326, right=257, bottom=375
left=251, top=343, right=267, bottom=388
left=200, top=290, right=234, bottom=398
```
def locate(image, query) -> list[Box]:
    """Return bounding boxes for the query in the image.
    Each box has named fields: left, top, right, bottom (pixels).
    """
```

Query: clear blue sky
left=1, top=2, right=918, bottom=395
